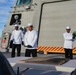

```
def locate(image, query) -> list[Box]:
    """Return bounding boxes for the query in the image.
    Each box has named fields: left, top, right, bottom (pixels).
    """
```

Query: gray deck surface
left=22, top=69, right=70, bottom=75
left=62, top=60, right=76, bottom=68
left=0, top=48, right=76, bottom=75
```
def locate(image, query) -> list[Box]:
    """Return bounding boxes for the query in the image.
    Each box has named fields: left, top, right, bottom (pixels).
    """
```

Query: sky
left=0, top=0, right=15, bottom=37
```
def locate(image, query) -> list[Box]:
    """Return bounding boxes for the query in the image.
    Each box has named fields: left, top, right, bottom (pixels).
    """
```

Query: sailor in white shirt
left=63, top=26, right=73, bottom=59
left=23, top=23, right=38, bottom=57
left=10, top=24, right=23, bottom=57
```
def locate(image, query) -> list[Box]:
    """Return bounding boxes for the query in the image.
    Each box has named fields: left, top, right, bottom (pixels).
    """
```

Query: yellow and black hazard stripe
left=37, top=46, right=76, bottom=54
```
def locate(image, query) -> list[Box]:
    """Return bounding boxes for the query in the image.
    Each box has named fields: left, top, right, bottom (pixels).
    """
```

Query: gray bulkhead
left=2, top=0, right=76, bottom=51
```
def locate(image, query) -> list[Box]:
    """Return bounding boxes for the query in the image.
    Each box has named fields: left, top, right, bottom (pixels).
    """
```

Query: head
left=27, top=23, right=33, bottom=31
left=15, top=24, right=19, bottom=30
left=66, top=26, right=71, bottom=33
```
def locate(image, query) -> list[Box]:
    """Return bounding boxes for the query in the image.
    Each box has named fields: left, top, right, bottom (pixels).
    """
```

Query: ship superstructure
left=1, top=0, right=76, bottom=54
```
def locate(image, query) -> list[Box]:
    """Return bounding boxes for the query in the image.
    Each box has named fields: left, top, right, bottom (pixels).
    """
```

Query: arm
left=63, top=33, right=72, bottom=41
left=30, top=31, right=38, bottom=47
left=21, top=31, right=24, bottom=40
left=23, top=32, right=28, bottom=46
left=10, top=31, right=14, bottom=41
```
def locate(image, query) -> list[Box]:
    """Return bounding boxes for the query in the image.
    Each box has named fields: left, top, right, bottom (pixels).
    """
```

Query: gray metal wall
left=38, top=0, right=76, bottom=47
left=2, top=0, right=76, bottom=52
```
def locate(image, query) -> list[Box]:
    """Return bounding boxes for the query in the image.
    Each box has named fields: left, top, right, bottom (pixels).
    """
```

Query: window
left=10, top=14, right=21, bottom=25
left=16, top=0, right=31, bottom=5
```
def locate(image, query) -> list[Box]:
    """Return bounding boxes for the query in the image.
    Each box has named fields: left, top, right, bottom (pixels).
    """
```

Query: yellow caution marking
left=38, top=46, right=76, bottom=54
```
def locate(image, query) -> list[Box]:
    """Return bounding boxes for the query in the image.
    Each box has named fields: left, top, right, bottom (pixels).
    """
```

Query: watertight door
left=38, top=0, right=76, bottom=47
left=1, top=32, right=10, bottom=49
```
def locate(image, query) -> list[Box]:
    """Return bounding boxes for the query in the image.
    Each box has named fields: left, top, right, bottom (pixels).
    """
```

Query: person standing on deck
left=23, top=23, right=38, bottom=57
left=63, top=26, right=73, bottom=59
left=10, top=24, right=23, bottom=57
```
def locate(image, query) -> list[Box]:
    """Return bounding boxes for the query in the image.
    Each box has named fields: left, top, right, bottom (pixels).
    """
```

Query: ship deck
left=1, top=50, right=76, bottom=75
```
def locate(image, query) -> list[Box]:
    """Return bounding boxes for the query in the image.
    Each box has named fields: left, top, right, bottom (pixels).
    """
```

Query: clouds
left=0, top=0, right=15, bottom=37
left=0, top=0, right=6, bottom=3
left=0, top=0, right=16, bottom=16
left=0, top=0, right=15, bottom=4
left=0, top=9, right=10, bottom=16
